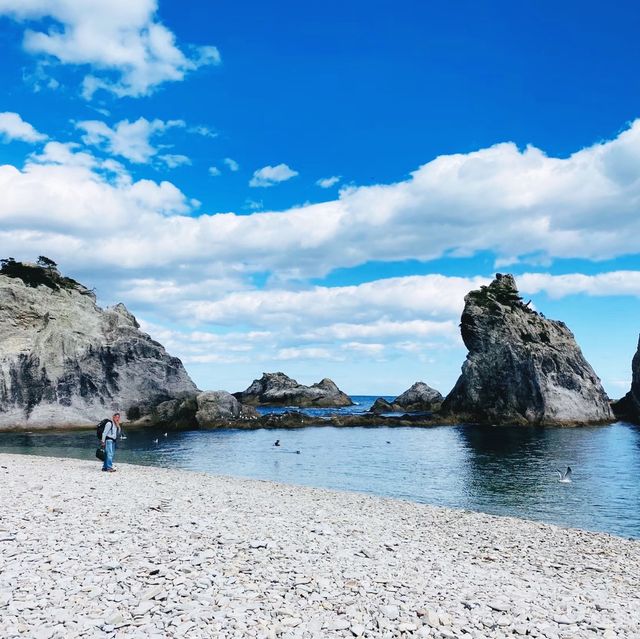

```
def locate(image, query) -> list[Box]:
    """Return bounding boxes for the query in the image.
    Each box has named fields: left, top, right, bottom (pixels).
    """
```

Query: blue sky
left=0, top=0, right=639, bottom=396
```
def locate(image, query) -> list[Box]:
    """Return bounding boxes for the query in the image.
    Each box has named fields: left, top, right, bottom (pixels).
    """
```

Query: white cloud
left=316, top=175, right=340, bottom=188
left=172, top=275, right=484, bottom=327
left=3, top=117, right=640, bottom=285
left=249, top=163, right=298, bottom=187
left=518, top=271, right=640, bottom=299
left=76, top=117, right=184, bottom=163
left=244, top=199, right=263, bottom=211
left=342, top=342, right=385, bottom=356
left=0, top=139, right=191, bottom=252
left=274, top=347, right=338, bottom=361
left=189, top=125, right=217, bottom=139
left=208, top=166, right=221, bottom=177
left=0, top=112, right=47, bottom=143
left=223, top=157, right=239, bottom=171
left=0, top=0, right=220, bottom=98
left=159, top=154, right=191, bottom=169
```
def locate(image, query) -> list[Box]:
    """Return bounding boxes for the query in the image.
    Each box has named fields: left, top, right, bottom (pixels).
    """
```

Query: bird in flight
left=556, top=467, right=572, bottom=483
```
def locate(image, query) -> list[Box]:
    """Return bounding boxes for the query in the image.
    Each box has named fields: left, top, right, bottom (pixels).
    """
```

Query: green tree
left=37, top=256, right=57, bottom=269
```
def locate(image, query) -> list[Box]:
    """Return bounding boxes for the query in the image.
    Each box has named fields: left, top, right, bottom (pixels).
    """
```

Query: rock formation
left=195, top=391, right=259, bottom=425
left=370, top=398, right=396, bottom=414
left=234, top=372, right=353, bottom=407
left=370, top=382, right=443, bottom=414
left=139, top=390, right=260, bottom=429
left=0, top=258, right=198, bottom=429
left=441, top=274, right=613, bottom=426
left=395, top=381, right=443, bottom=411
left=612, top=336, right=640, bottom=423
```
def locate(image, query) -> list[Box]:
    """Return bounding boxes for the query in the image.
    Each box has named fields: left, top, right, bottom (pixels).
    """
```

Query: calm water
left=1, top=397, right=639, bottom=539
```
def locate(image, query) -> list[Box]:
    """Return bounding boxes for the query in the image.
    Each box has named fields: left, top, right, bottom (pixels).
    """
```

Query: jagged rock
left=441, top=274, right=613, bottom=426
left=195, top=391, right=259, bottom=425
left=370, top=382, right=443, bottom=414
left=612, top=336, right=640, bottom=423
left=0, top=259, right=198, bottom=429
left=234, top=372, right=353, bottom=407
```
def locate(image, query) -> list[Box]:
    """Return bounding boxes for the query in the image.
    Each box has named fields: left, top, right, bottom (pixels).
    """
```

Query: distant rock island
left=441, top=274, right=614, bottom=426
left=0, top=258, right=198, bottom=429
left=612, top=337, right=640, bottom=423
left=370, top=382, right=443, bottom=414
left=234, top=372, right=353, bottom=407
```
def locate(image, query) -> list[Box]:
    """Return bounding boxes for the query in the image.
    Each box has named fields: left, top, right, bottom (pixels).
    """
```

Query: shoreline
left=1, top=454, right=638, bottom=638
left=0, top=412, right=626, bottom=434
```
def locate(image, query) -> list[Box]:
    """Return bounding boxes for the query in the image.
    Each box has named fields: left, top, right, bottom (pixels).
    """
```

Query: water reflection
left=1, top=422, right=639, bottom=538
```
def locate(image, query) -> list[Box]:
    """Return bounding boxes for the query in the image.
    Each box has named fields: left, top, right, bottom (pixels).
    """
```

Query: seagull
left=163, top=432, right=168, bottom=437
left=556, top=467, right=572, bottom=483
left=153, top=438, right=159, bottom=444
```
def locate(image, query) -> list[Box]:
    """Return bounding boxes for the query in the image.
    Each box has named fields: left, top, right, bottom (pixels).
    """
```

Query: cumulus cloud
left=208, top=166, right=221, bottom=177
left=76, top=117, right=184, bottom=163
left=3, top=117, right=640, bottom=283
left=169, top=275, right=485, bottom=327
left=0, top=112, right=47, bottom=143
left=0, top=0, right=220, bottom=98
left=249, top=163, right=298, bottom=187
left=223, top=157, right=239, bottom=171
left=159, top=154, right=191, bottom=169
left=316, top=175, right=340, bottom=188
left=0, top=140, right=191, bottom=256
left=518, top=271, right=640, bottom=299
left=117, top=268, right=640, bottom=394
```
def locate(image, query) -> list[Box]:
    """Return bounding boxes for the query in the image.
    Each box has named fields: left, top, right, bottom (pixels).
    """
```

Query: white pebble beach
left=0, top=453, right=638, bottom=639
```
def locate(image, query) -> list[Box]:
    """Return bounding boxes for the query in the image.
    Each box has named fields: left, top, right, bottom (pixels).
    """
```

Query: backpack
left=96, top=418, right=111, bottom=440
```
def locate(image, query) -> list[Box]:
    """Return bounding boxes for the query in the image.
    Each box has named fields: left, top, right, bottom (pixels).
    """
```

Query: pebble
left=380, top=605, right=399, bottom=620
left=0, top=453, right=637, bottom=639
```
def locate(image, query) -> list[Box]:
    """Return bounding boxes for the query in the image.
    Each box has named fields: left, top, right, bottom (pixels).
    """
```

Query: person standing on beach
left=100, top=413, right=121, bottom=472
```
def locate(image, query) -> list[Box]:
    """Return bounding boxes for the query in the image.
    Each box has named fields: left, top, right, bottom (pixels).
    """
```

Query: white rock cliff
left=0, top=260, right=198, bottom=429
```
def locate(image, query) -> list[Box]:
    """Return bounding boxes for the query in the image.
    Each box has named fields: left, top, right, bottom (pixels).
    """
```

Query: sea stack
left=612, top=336, right=640, bottom=423
left=0, top=258, right=198, bottom=429
left=441, top=273, right=613, bottom=426
left=234, top=372, right=353, bottom=407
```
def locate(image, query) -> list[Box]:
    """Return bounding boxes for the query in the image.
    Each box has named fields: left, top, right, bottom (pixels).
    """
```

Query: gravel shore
left=0, top=454, right=638, bottom=639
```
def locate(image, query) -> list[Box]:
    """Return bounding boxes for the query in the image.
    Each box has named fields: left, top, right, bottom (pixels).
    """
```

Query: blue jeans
left=102, top=439, right=115, bottom=470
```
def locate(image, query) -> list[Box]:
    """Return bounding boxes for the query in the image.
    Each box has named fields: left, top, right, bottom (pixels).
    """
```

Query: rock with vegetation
left=0, top=257, right=198, bottom=429
left=234, top=372, right=353, bottom=407
left=612, top=337, right=640, bottom=423
left=441, top=273, right=613, bottom=426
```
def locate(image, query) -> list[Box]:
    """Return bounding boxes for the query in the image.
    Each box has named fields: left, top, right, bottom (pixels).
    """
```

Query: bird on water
left=556, top=467, right=572, bottom=483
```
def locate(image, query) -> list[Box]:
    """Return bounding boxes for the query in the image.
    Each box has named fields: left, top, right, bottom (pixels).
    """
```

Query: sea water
left=1, top=396, right=639, bottom=539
